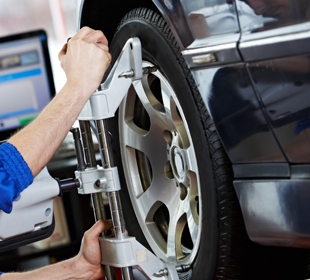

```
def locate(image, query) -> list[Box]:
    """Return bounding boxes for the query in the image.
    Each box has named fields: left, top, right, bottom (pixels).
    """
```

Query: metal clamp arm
left=78, top=38, right=142, bottom=121
left=99, top=236, right=166, bottom=279
left=75, top=166, right=121, bottom=194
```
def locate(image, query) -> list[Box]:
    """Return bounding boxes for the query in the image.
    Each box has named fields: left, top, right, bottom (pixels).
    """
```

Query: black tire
left=105, top=8, right=251, bottom=279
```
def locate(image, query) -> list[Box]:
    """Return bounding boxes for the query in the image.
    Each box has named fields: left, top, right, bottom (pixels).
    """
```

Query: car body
left=76, top=0, right=310, bottom=278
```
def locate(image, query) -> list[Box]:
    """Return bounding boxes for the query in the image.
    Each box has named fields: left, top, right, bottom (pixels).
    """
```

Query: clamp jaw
left=99, top=236, right=180, bottom=280
left=75, top=166, right=121, bottom=194
left=78, top=37, right=143, bottom=121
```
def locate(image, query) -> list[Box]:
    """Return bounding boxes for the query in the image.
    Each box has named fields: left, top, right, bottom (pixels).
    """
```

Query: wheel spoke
left=166, top=195, right=192, bottom=260
left=123, top=124, right=149, bottom=152
left=133, top=80, right=164, bottom=121
left=133, top=78, right=176, bottom=131
left=166, top=207, right=180, bottom=259
left=123, top=125, right=167, bottom=175
left=165, top=197, right=199, bottom=259
left=160, top=79, right=174, bottom=119
left=185, top=145, right=199, bottom=174
left=187, top=207, right=199, bottom=245
left=137, top=175, right=179, bottom=222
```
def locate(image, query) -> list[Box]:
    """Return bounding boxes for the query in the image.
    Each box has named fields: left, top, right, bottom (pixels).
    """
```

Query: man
left=0, top=26, right=112, bottom=278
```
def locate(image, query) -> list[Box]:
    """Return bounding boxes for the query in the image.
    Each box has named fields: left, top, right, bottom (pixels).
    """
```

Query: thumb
left=88, top=219, right=113, bottom=239
left=58, top=43, right=68, bottom=61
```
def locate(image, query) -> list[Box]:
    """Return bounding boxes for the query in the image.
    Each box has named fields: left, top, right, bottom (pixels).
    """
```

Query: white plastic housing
left=0, top=167, right=59, bottom=240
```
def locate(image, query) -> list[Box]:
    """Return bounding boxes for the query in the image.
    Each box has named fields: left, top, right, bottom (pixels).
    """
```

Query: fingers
left=86, top=219, right=113, bottom=240
left=84, top=30, right=108, bottom=46
left=72, top=26, right=96, bottom=39
left=66, top=28, right=110, bottom=59
left=63, top=27, right=109, bottom=57
left=106, top=52, right=112, bottom=69
left=111, top=228, right=128, bottom=237
left=59, top=27, right=111, bottom=94
left=72, top=27, right=108, bottom=47
left=96, top=43, right=109, bottom=52
left=101, top=219, right=113, bottom=231
left=58, top=43, right=68, bottom=61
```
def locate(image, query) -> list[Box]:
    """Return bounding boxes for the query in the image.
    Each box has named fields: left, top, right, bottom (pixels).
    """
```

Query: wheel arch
left=79, top=0, right=160, bottom=44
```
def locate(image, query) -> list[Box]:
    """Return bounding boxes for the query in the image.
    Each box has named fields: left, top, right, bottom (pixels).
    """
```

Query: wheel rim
left=119, top=61, right=202, bottom=266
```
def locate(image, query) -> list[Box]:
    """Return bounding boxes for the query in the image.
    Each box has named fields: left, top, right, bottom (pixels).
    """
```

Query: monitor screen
left=0, top=30, right=55, bottom=141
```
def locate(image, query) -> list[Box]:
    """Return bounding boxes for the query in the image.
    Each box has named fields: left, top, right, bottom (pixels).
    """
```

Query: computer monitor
left=0, top=30, right=55, bottom=141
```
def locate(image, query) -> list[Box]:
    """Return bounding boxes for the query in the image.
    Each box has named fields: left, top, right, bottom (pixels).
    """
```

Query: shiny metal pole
left=79, top=121, right=97, bottom=168
left=79, top=120, right=116, bottom=280
left=95, top=119, right=134, bottom=280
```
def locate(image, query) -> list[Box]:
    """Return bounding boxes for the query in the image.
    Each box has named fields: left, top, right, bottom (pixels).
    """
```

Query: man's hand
left=1, top=220, right=113, bottom=280
left=58, top=27, right=112, bottom=98
left=9, top=27, right=112, bottom=178
left=74, top=219, right=113, bottom=280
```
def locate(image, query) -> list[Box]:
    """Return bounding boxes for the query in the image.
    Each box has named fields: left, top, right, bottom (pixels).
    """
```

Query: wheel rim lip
left=118, top=61, right=202, bottom=266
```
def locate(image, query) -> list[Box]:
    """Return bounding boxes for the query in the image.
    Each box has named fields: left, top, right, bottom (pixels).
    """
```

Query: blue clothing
left=296, top=117, right=310, bottom=134
left=0, top=142, right=33, bottom=214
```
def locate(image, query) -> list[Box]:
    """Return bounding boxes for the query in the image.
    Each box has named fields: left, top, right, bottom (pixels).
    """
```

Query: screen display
left=0, top=30, right=55, bottom=140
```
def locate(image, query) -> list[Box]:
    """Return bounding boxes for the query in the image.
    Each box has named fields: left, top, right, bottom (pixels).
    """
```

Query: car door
left=236, top=0, right=310, bottom=164
left=161, top=0, right=287, bottom=166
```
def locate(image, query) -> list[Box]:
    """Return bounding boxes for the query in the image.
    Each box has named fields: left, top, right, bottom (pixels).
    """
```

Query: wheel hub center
left=173, top=147, right=185, bottom=178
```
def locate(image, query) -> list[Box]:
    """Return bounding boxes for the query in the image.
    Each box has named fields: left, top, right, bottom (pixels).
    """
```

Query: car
left=75, top=0, right=310, bottom=279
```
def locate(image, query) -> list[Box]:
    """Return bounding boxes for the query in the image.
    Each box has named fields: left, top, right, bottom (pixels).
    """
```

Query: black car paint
left=152, top=0, right=310, bottom=167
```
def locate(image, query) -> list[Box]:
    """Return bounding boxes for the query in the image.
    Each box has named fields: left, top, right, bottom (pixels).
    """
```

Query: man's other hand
left=74, top=219, right=113, bottom=280
left=58, top=27, right=112, bottom=98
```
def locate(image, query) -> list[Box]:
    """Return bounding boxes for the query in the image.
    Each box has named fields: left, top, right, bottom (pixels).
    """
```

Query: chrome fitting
left=153, top=268, right=168, bottom=277
left=95, top=177, right=107, bottom=189
left=118, top=69, right=135, bottom=78
left=119, top=66, right=157, bottom=79
left=142, top=66, right=157, bottom=75
left=75, top=166, right=121, bottom=194
left=176, top=264, right=191, bottom=273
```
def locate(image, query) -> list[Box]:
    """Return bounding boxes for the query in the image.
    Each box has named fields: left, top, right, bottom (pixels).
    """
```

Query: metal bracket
left=77, top=37, right=180, bottom=280
left=75, top=166, right=121, bottom=194
left=99, top=236, right=179, bottom=280
left=78, top=37, right=142, bottom=121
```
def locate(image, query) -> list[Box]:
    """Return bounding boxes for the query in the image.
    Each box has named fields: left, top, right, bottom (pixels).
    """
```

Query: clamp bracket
left=75, top=166, right=121, bottom=194
left=99, top=236, right=179, bottom=279
left=78, top=37, right=142, bottom=121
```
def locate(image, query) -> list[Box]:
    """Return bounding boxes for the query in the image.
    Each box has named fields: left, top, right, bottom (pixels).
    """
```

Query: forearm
left=0, top=256, right=98, bottom=280
left=0, top=220, right=111, bottom=280
left=8, top=81, right=89, bottom=177
left=8, top=27, right=110, bottom=178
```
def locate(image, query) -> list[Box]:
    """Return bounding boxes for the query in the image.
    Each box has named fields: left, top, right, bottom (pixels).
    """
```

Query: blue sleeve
left=296, top=117, right=310, bottom=134
left=0, top=142, right=33, bottom=214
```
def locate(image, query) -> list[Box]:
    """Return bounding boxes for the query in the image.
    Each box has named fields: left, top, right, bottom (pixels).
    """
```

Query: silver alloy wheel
left=119, top=61, right=202, bottom=268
